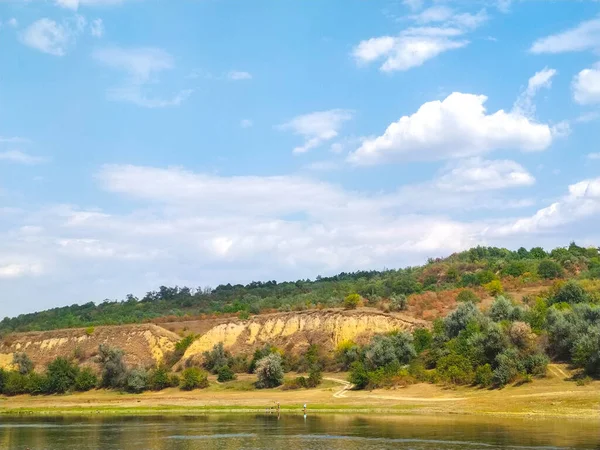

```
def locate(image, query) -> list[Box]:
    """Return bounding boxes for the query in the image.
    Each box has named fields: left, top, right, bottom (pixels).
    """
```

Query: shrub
left=573, top=325, right=600, bottom=377
left=46, top=357, right=79, bottom=394
left=75, top=367, right=98, bottom=391
left=126, top=368, right=148, bottom=393
left=85, top=326, right=95, bottom=336
left=477, top=270, right=496, bottom=285
left=169, top=373, right=180, bottom=387
left=203, top=343, right=231, bottom=374
left=344, top=293, right=361, bottom=310
left=13, top=352, right=34, bottom=375
left=436, top=353, right=474, bottom=385
left=456, top=289, right=480, bottom=303
left=552, top=280, right=587, bottom=305
left=489, top=296, right=514, bottom=322
left=307, top=364, right=323, bottom=388
left=217, top=365, right=236, bottom=382
left=282, top=376, right=307, bottom=390
left=474, top=364, right=494, bottom=387
left=522, top=352, right=549, bottom=377
left=26, top=372, right=49, bottom=395
left=348, top=361, right=369, bottom=389
left=538, top=259, right=563, bottom=279
left=444, top=302, right=480, bottom=338
left=493, top=349, right=522, bottom=387
left=413, top=328, right=433, bottom=354
left=148, top=366, right=171, bottom=391
left=166, top=334, right=197, bottom=368
left=335, top=340, right=360, bottom=370
left=3, top=371, right=27, bottom=396
left=508, top=322, right=534, bottom=350
left=389, top=294, right=408, bottom=311
left=484, top=280, right=504, bottom=296
left=97, top=344, right=127, bottom=389
left=238, top=310, right=250, bottom=320
left=180, top=367, right=209, bottom=391
left=255, top=353, right=284, bottom=389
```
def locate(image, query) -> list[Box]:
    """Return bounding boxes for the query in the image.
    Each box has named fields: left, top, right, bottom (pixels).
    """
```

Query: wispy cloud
left=93, top=46, right=193, bottom=108
left=530, top=18, right=600, bottom=54
left=513, top=67, right=557, bottom=117
left=279, top=109, right=353, bottom=154
left=0, top=150, right=46, bottom=165
left=227, top=70, right=252, bottom=81
left=90, top=18, right=104, bottom=38
left=21, top=15, right=87, bottom=56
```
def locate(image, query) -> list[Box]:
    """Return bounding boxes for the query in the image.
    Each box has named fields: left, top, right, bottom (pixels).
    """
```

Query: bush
left=456, top=289, right=480, bottom=303
left=97, top=344, right=127, bottom=389
left=217, top=365, right=236, bottom=382
left=180, top=367, right=209, bottom=391
left=282, top=376, right=307, bottom=390
left=489, top=296, right=514, bottom=322
left=508, top=322, right=534, bottom=350
left=474, top=364, right=494, bottom=387
left=26, top=372, right=49, bottom=395
left=344, top=293, right=361, bottom=310
left=413, top=328, right=433, bottom=354
left=307, top=364, right=323, bottom=388
left=203, top=343, right=231, bottom=374
left=348, top=361, right=369, bottom=389
left=336, top=340, right=360, bottom=370
left=389, top=294, right=408, bottom=311
left=436, top=353, right=474, bottom=385
left=484, top=280, right=504, bottom=296
left=13, top=353, right=34, bottom=375
left=126, top=368, right=148, bottom=393
left=255, top=353, right=284, bottom=389
left=573, top=325, right=600, bottom=377
left=46, top=357, right=79, bottom=394
left=148, top=366, right=171, bottom=391
left=493, top=349, right=521, bottom=387
left=445, top=302, right=480, bottom=338
left=522, top=352, right=549, bottom=377
left=85, top=326, right=95, bottom=336
left=538, top=259, right=563, bottom=279
left=74, top=367, right=98, bottom=391
left=3, top=371, right=27, bottom=396
left=552, top=280, right=587, bottom=305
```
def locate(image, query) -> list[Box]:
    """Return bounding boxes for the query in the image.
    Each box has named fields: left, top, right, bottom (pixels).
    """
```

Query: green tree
left=148, top=366, right=171, bottom=391
left=552, top=280, right=587, bottom=305
left=126, top=368, right=148, bottom=393
left=46, top=357, right=79, bottom=394
left=537, top=259, right=563, bottom=279
left=74, top=367, right=98, bottom=391
left=413, top=328, right=433, bottom=354
left=456, top=289, right=480, bottom=303
left=217, top=365, right=236, bottom=382
left=255, top=353, right=284, bottom=388
left=180, top=367, right=209, bottom=390
left=474, top=364, right=494, bottom=387
left=444, top=302, right=480, bottom=338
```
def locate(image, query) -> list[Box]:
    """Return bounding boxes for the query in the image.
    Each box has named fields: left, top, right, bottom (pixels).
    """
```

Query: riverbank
left=1, top=366, right=598, bottom=419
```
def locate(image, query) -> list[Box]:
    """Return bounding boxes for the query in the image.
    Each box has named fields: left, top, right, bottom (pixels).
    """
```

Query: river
left=0, top=414, right=598, bottom=449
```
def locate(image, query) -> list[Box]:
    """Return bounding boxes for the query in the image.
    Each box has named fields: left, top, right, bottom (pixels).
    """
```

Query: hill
left=1, top=242, right=598, bottom=334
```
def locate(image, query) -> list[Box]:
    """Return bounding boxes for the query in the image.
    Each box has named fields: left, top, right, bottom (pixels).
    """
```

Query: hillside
left=2, top=242, right=598, bottom=333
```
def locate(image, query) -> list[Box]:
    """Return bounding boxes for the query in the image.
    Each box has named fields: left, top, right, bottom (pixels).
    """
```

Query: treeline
left=2, top=243, right=600, bottom=333
left=341, top=278, right=600, bottom=389
left=0, top=340, right=318, bottom=397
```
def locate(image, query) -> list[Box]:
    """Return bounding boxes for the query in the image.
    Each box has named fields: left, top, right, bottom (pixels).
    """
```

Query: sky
left=0, top=0, right=600, bottom=317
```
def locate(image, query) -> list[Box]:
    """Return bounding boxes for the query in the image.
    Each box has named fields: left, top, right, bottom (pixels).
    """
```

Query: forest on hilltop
left=2, top=242, right=600, bottom=334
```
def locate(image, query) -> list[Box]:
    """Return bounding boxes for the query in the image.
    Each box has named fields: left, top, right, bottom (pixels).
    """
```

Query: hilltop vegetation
left=2, top=242, right=600, bottom=333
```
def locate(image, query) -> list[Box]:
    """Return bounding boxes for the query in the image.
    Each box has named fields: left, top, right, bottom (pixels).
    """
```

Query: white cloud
left=435, top=157, right=535, bottom=192
left=93, top=46, right=192, bottom=108
left=21, top=18, right=70, bottom=56
left=279, top=109, right=353, bottom=154
left=353, top=7, right=487, bottom=72
left=240, top=119, right=253, bottom=128
left=513, top=67, right=557, bottom=117
left=348, top=92, right=553, bottom=165
left=7, top=18, right=18, bottom=28
left=493, top=177, right=600, bottom=236
left=573, top=63, right=600, bottom=105
left=227, top=70, right=252, bottom=81
left=0, top=150, right=45, bottom=165
left=0, top=263, right=43, bottom=279
left=90, top=18, right=104, bottom=37
left=530, top=18, right=600, bottom=54
left=353, top=29, right=468, bottom=72
left=587, top=153, right=600, bottom=160
left=403, top=0, right=424, bottom=11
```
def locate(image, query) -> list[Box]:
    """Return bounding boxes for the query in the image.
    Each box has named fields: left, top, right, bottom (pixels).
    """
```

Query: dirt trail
left=324, top=377, right=467, bottom=402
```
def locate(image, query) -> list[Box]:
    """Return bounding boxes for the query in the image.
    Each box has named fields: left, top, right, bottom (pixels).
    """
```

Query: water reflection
left=0, top=414, right=598, bottom=449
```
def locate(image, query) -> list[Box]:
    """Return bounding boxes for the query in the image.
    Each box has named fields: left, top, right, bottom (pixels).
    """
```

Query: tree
left=573, top=325, right=600, bottom=377
left=217, top=365, right=236, bottom=382
left=489, top=296, right=514, bottom=322
left=538, top=259, right=563, bottom=279
left=474, top=364, right=494, bottom=387
left=348, top=361, right=369, bottom=389
left=203, top=342, right=231, bottom=374
left=180, top=367, right=209, bottom=390
left=97, top=344, right=127, bottom=389
left=484, top=280, right=504, bottom=296
left=344, top=293, right=361, bottom=310
left=148, top=366, right=171, bottom=391
left=13, top=352, right=34, bottom=375
left=46, top=357, right=79, bottom=394
left=413, top=328, right=433, bottom=354
left=509, top=322, right=534, bottom=350
left=389, top=294, right=408, bottom=311
left=74, top=367, right=98, bottom=391
left=552, top=280, right=587, bottom=305
left=126, top=368, right=148, bottom=393
left=444, top=302, right=480, bottom=338
left=255, top=353, right=284, bottom=388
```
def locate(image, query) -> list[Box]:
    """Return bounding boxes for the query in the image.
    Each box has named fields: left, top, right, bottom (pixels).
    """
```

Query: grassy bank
left=1, top=368, right=598, bottom=419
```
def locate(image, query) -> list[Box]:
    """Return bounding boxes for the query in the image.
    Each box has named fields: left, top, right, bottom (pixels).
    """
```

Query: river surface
left=0, top=414, right=598, bottom=449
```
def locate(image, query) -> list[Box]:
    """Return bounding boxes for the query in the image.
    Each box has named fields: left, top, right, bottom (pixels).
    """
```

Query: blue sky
left=0, top=0, right=600, bottom=316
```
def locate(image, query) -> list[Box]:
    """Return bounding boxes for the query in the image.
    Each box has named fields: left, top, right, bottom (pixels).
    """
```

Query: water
left=0, top=415, right=598, bottom=449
